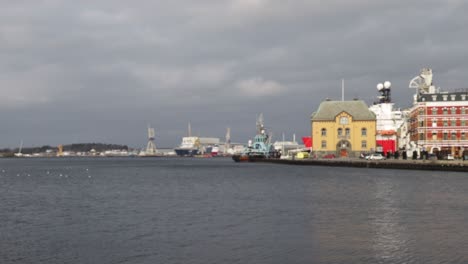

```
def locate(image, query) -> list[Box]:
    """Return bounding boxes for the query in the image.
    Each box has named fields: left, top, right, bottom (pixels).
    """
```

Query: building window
left=451, top=119, right=456, bottom=126
left=340, top=116, right=349, bottom=125
left=419, top=108, right=424, bottom=115
left=443, top=132, right=448, bottom=140
left=443, top=95, right=448, bottom=101
left=462, top=108, right=466, bottom=114
left=451, top=107, right=456, bottom=114
left=443, top=108, right=448, bottom=115
left=345, top=128, right=350, bottom=136
left=462, top=119, right=466, bottom=126
left=321, top=128, right=327, bottom=136
left=462, top=132, right=466, bottom=140
left=419, top=120, right=424, bottom=127
left=419, top=133, right=425, bottom=140
left=321, top=140, right=327, bottom=148
left=337, top=128, right=343, bottom=136
left=432, top=120, right=437, bottom=127
left=462, top=95, right=467, bottom=101
left=451, top=132, right=457, bottom=140
left=431, top=107, right=437, bottom=115
left=443, top=119, right=448, bottom=126
left=361, top=128, right=367, bottom=136
left=361, top=140, right=367, bottom=149
left=432, top=95, right=437, bottom=101
left=451, top=95, right=456, bottom=101
left=432, top=132, right=437, bottom=140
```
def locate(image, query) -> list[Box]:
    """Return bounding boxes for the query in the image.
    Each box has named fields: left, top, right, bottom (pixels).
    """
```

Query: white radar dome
left=377, top=83, right=384, bottom=91
left=384, top=81, right=391, bottom=89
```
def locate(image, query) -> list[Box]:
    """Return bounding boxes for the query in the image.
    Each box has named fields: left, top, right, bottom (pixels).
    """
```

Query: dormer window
left=442, top=95, right=448, bottom=101
left=451, top=94, right=456, bottom=101
left=462, top=94, right=466, bottom=101
left=339, top=116, right=349, bottom=125
left=432, top=95, right=437, bottom=101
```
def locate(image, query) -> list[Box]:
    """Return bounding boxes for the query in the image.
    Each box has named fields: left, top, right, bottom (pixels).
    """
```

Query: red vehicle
left=323, top=153, right=336, bottom=159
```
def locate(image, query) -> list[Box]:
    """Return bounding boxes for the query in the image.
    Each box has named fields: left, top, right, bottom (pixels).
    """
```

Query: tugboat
left=232, top=114, right=279, bottom=162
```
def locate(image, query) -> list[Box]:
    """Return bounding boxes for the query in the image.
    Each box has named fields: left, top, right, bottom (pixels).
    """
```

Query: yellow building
left=311, top=100, right=376, bottom=157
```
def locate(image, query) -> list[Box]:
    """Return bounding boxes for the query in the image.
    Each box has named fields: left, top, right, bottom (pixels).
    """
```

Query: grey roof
left=311, top=100, right=376, bottom=121
left=417, top=91, right=468, bottom=102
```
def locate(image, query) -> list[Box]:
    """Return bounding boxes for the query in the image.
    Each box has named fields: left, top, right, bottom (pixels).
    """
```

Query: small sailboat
left=14, top=140, right=24, bottom=157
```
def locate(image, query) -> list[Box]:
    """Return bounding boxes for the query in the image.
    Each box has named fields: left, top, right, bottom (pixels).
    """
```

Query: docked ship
left=232, top=114, right=279, bottom=162
left=174, top=137, right=201, bottom=156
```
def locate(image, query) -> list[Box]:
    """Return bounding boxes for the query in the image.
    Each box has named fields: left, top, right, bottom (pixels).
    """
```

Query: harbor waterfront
left=2, top=157, right=468, bottom=264
left=253, top=157, right=468, bottom=172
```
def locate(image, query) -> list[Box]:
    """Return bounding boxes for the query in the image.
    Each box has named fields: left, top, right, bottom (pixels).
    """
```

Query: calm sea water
left=1, top=157, right=468, bottom=264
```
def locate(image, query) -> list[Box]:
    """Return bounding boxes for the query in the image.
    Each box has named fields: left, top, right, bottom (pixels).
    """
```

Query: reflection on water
left=370, top=176, right=409, bottom=262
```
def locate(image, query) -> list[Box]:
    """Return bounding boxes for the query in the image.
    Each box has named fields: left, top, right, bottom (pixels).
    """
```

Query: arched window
left=345, top=128, right=350, bottom=136
left=337, top=128, right=343, bottom=136
left=361, top=128, right=367, bottom=136
left=321, top=128, right=327, bottom=136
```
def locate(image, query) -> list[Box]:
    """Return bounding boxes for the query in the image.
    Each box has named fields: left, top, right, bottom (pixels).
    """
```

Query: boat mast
left=225, top=127, right=231, bottom=152
left=18, top=140, right=23, bottom=155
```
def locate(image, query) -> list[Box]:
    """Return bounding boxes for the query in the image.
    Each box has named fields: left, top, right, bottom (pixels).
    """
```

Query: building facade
left=311, top=100, right=376, bottom=157
left=408, top=68, right=468, bottom=158
left=409, top=92, right=468, bottom=158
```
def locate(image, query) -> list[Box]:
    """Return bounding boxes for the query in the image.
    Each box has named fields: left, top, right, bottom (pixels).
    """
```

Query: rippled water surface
left=1, top=157, right=468, bottom=264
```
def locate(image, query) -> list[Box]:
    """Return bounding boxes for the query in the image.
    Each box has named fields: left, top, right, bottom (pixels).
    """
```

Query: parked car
left=366, top=153, right=385, bottom=160
left=359, top=152, right=370, bottom=159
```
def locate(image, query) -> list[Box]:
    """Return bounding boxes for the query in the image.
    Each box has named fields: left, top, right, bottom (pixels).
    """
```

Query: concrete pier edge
left=253, top=158, right=468, bottom=172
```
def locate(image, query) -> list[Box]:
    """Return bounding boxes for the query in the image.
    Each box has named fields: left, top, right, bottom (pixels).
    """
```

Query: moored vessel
left=174, top=137, right=201, bottom=157
left=232, top=114, right=279, bottom=162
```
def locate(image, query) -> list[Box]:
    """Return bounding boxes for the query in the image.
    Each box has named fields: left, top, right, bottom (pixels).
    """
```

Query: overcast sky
left=1, top=0, right=468, bottom=149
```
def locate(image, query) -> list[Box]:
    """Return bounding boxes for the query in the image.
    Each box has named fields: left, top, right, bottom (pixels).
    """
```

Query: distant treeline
left=0, top=143, right=129, bottom=155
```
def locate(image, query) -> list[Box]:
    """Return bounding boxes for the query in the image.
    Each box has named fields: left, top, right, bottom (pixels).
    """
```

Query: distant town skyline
left=1, top=1, right=468, bottom=149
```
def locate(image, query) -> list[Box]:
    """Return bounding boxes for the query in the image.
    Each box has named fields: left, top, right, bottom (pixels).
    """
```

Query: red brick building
left=409, top=92, right=468, bottom=158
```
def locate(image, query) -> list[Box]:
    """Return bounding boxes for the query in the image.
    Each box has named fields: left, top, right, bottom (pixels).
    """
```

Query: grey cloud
left=1, top=0, right=468, bottom=148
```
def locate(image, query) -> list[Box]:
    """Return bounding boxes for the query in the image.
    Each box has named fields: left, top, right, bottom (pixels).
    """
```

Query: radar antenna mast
left=256, top=113, right=265, bottom=134
left=409, top=68, right=436, bottom=94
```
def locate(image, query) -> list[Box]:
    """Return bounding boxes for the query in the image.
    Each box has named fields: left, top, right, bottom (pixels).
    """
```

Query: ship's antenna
left=188, top=122, right=192, bottom=137
left=256, top=113, right=264, bottom=134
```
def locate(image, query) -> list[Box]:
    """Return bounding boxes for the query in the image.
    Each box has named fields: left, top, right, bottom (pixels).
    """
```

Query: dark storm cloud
left=1, top=0, right=468, bottom=148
